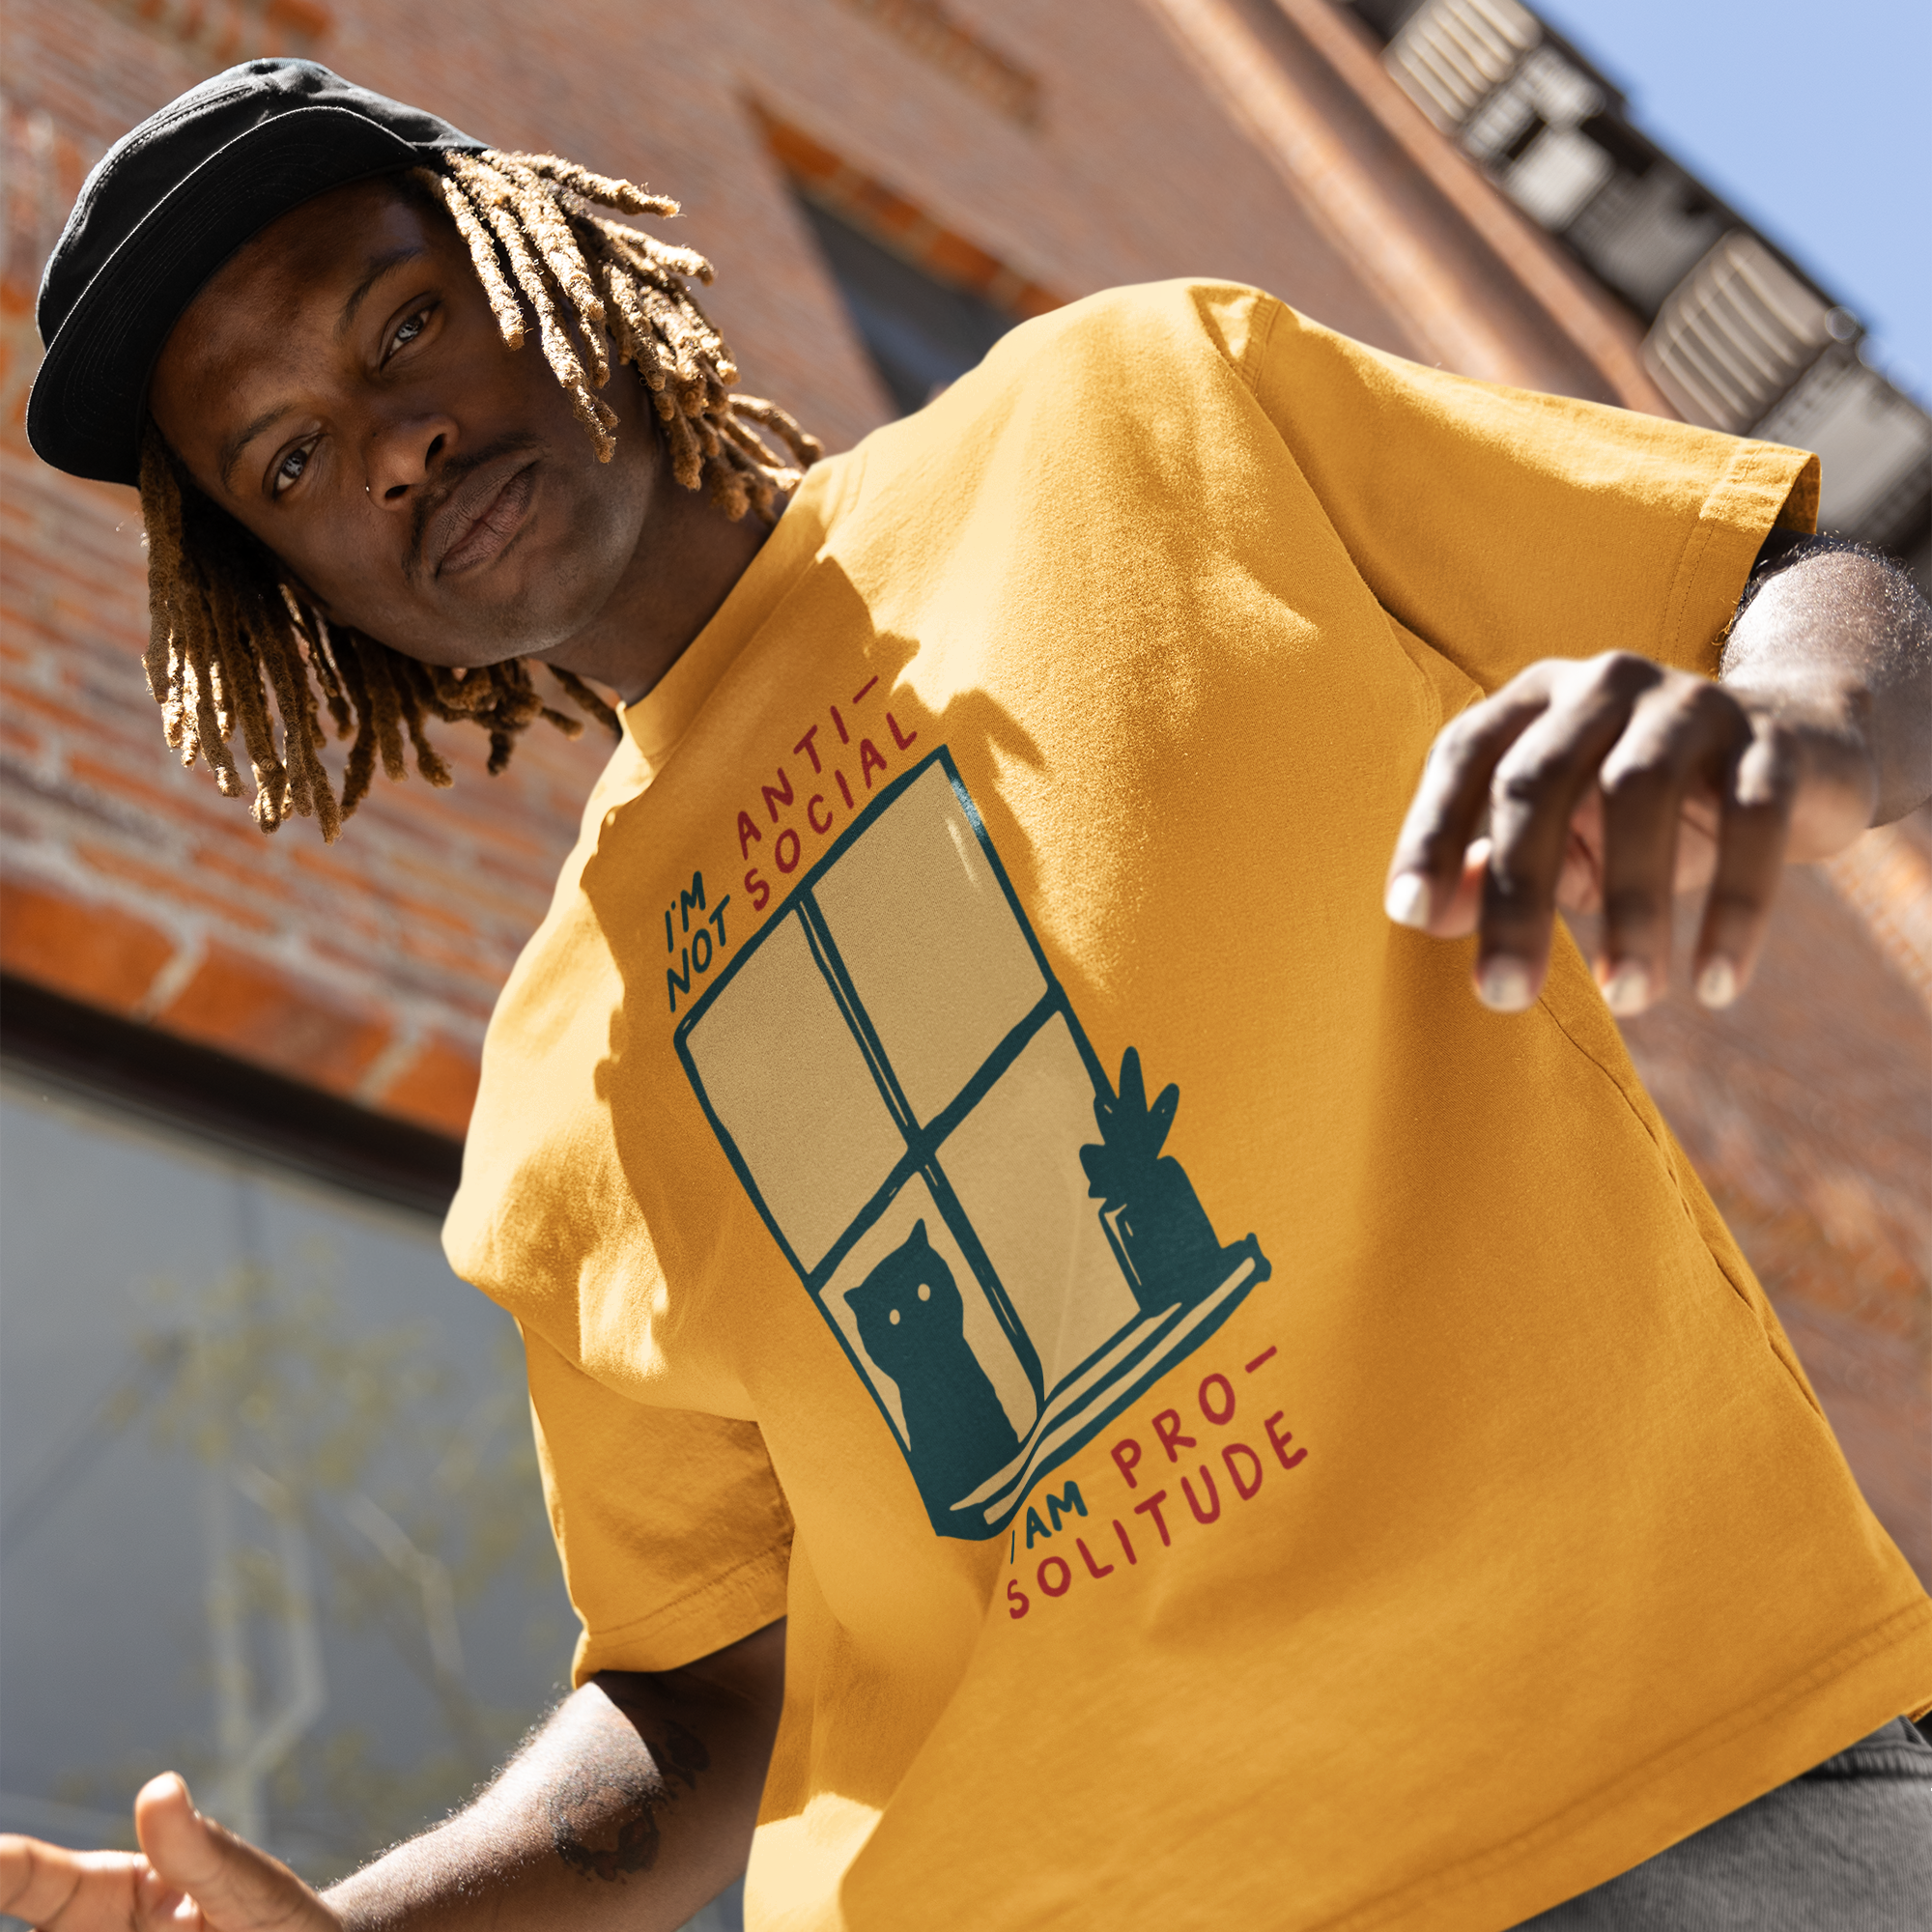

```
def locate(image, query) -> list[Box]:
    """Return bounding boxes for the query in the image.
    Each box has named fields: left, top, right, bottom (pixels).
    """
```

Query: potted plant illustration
left=1080, top=1048, right=1228, bottom=1313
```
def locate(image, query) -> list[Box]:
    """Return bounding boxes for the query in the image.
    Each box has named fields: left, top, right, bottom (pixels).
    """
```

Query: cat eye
left=918, top=1284, right=930, bottom=1300
left=889, top=1309, right=901, bottom=1325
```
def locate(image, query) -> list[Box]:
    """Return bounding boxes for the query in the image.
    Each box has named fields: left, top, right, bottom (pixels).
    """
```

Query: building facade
left=2, top=0, right=1926, bottom=1906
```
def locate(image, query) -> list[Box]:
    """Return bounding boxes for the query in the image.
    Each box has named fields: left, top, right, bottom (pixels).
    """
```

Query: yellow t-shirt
left=445, top=282, right=1930, bottom=1932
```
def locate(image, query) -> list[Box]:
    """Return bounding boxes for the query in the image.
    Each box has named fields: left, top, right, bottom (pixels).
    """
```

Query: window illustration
left=676, top=751, right=1271, bottom=1539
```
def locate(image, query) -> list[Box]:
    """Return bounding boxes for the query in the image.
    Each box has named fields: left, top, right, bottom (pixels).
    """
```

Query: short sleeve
left=1244, top=299, right=1821, bottom=693
left=523, top=1324, right=793, bottom=1684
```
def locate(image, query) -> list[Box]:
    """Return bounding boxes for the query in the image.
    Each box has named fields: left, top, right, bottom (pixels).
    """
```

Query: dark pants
left=1514, top=1719, right=1932, bottom=1930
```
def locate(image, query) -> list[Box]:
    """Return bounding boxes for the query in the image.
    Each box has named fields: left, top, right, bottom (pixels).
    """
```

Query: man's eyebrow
left=219, top=403, right=297, bottom=491
left=336, top=243, right=428, bottom=340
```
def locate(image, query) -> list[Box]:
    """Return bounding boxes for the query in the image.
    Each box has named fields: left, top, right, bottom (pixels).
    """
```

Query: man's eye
left=388, top=307, right=433, bottom=355
left=272, top=445, right=312, bottom=495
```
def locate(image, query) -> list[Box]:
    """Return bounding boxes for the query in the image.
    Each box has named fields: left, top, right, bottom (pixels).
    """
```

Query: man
left=5, top=57, right=1929, bottom=1932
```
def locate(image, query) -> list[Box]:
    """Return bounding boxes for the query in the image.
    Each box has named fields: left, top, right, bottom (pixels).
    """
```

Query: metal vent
left=1386, top=0, right=1539, bottom=132
left=1642, top=232, right=1834, bottom=431
left=1463, top=44, right=1600, bottom=159
left=1566, top=166, right=1724, bottom=318
left=1753, top=349, right=1932, bottom=535
left=1463, top=46, right=1612, bottom=231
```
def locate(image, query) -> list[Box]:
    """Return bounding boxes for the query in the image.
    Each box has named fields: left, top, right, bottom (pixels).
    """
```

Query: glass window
left=0, top=1062, right=747, bottom=1930
left=794, top=196, right=1017, bottom=414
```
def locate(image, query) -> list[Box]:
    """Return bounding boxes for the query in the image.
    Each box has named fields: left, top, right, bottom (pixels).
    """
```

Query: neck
left=536, top=445, right=772, bottom=706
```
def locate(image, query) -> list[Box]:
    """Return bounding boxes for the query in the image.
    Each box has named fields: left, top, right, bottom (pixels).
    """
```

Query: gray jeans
left=1514, top=1719, right=1932, bottom=1930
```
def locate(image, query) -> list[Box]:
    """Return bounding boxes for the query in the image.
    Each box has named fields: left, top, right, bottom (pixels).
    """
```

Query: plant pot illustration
left=1082, top=1048, right=1228, bottom=1312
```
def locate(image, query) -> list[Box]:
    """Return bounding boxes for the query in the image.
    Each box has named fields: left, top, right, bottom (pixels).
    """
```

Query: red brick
left=157, top=941, right=391, bottom=1095
left=67, top=751, right=229, bottom=829
left=189, top=838, right=301, bottom=903
left=0, top=877, right=176, bottom=1011
left=376, top=1035, right=483, bottom=1139
left=74, top=839, right=280, bottom=936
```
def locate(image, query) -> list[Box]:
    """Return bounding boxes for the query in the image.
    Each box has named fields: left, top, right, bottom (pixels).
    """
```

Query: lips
left=426, top=453, right=539, bottom=577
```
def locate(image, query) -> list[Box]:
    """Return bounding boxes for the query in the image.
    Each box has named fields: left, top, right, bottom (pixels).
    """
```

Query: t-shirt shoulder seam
left=1235, top=287, right=1285, bottom=397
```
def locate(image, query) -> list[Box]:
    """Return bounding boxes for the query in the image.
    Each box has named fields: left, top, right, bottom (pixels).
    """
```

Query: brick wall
left=2, top=0, right=1486, bottom=1136
left=1, top=0, right=1925, bottom=1571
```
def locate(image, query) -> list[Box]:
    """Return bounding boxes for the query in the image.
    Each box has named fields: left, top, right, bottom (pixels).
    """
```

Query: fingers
left=1388, top=654, right=1665, bottom=1009
left=1690, top=711, right=1798, bottom=1006
left=133, top=1777, right=331, bottom=1932
left=0, top=1780, right=331, bottom=1932
left=1384, top=668, right=1557, bottom=934
left=0, top=1835, right=143, bottom=1932
left=1592, top=677, right=1744, bottom=1012
left=1386, top=654, right=1789, bottom=1016
left=1476, top=659, right=1655, bottom=1008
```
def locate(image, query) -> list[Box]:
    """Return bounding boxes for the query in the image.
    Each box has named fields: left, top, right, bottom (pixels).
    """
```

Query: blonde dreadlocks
left=139, top=149, right=823, bottom=841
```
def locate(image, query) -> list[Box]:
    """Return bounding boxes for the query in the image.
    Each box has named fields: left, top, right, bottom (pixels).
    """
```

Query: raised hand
left=0, top=1775, right=337, bottom=1932
left=1382, top=544, right=1931, bottom=1014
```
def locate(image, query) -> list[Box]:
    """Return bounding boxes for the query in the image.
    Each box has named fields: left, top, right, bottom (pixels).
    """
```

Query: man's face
left=149, top=175, right=660, bottom=668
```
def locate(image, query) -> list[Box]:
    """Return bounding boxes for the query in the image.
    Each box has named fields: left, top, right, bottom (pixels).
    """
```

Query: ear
left=909, top=1218, right=930, bottom=1249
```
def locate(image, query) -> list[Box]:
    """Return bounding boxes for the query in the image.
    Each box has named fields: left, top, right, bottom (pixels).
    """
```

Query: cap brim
left=28, top=107, right=472, bottom=486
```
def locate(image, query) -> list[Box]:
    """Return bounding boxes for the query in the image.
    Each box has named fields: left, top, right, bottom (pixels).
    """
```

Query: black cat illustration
left=846, top=1218, right=1022, bottom=1504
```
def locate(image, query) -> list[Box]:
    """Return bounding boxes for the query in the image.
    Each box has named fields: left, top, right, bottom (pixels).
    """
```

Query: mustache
left=407, top=434, right=544, bottom=580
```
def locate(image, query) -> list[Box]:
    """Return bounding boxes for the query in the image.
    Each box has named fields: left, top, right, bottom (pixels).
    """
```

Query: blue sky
left=1531, top=0, right=1930, bottom=397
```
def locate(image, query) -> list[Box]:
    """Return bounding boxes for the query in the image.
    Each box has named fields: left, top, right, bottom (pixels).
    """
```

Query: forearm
left=1720, top=539, right=1932, bottom=852
left=328, top=1625, right=783, bottom=1932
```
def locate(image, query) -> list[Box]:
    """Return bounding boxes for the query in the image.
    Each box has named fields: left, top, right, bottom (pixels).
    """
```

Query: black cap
left=28, top=58, right=485, bottom=487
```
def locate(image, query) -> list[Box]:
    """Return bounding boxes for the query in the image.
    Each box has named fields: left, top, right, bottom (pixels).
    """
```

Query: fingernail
left=1478, top=957, right=1535, bottom=1011
left=1384, top=872, right=1433, bottom=929
left=1696, top=957, right=1739, bottom=1008
left=1600, top=960, right=1651, bottom=1016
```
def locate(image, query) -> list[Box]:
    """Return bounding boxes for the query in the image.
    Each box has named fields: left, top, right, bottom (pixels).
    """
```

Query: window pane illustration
left=677, top=753, right=1271, bottom=1538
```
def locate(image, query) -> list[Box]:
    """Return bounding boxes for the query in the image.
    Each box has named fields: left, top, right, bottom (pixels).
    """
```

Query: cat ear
left=909, top=1218, right=930, bottom=1248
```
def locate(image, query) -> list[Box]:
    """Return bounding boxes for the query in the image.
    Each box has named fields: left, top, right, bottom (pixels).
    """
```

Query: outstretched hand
left=0, top=1776, right=336, bottom=1932
left=1382, top=648, right=1883, bottom=1014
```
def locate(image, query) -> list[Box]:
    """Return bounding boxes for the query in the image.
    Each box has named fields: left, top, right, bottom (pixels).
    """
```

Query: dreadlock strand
left=351, top=633, right=412, bottom=782
left=295, top=599, right=355, bottom=740
left=137, top=428, right=190, bottom=702
left=544, top=663, right=620, bottom=738
left=249, top=584, right=339, bottom=834
left=198, top=589, right=273, bottom=808
left=413, top=166, right=526, bottom=351
left=518, top=152, right=680, bottom=219
left=487, top=658, right=548, bottom=733
left=482, top=151, right=610, bottom=385
left=138, top=492, right=200, bottom=761
left=200, top=524, right=306, bottom=821
left=423, top=662, right=497, bottom=719
left=329, top=630, right=381, bottom=817
left=729, top=394, right=825, bottom=468
left=392, top=663, right=455, bottom=787
left=579, top=210, right=715, bottom=289
left=195, top=561, right=289, bottom=814
left=707, top=448, right=753, bottom=522
left=453, top=154, right=612, bottom=457
left=180, top=598, right=235, bottom=790
left=483, top=659, right=538, bottom=776
left=663, top=408, right=705, bottom=489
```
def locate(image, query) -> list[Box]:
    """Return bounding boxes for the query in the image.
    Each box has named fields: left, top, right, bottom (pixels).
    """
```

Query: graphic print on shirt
left=675, top=750, right=1271, bottom=1538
